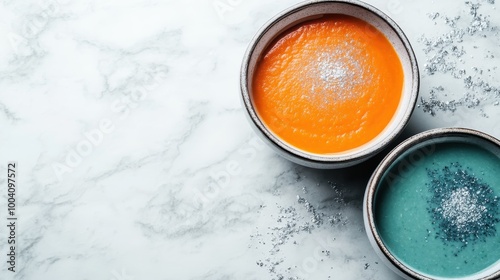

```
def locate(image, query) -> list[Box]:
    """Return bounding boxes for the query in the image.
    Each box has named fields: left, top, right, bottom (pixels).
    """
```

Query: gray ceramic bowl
left=240, top=0, right=419, bottom=168
left=363, top=127, right=500, bottom=280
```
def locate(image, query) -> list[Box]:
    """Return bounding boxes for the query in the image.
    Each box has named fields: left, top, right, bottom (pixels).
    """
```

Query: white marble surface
left=0, top=0, right=499, bottom=279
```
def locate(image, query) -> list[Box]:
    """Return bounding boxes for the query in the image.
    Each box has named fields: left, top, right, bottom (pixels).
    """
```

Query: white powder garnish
left=301, top=40, right=375, bottom=106
left=438, top=188, right=487, bottom=231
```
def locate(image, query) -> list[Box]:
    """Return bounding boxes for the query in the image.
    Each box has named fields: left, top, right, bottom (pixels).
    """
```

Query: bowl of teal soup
left=364, top=128, right=500, bottom=280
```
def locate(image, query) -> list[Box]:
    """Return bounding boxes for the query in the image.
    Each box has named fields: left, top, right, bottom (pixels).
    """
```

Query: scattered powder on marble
left=426, top=163, right=500, bottom=251
left=418, top=0, right=500, bottom=116
left=250, top=181, right=352, bottom=280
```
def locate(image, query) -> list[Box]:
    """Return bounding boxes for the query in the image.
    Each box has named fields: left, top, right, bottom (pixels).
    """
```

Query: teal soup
left=375, top=140, right=500, bottom=278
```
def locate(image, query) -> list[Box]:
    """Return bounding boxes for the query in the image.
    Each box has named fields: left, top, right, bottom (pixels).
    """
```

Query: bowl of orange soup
left=241, top=0, right=419, bottom=168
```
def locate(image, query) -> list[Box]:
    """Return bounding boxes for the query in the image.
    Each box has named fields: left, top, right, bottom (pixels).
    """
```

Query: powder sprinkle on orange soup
left=252, top=15, right=404, bottom=154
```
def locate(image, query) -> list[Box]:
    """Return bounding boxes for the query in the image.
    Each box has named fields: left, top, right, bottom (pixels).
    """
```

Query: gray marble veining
left=0, top=0, right=499, bottom=279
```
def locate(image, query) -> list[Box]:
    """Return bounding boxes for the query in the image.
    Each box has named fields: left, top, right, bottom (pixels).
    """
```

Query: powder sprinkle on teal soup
left=427, top=163, right=499, bottom=249
left=374, top=141, right=500, bottom=278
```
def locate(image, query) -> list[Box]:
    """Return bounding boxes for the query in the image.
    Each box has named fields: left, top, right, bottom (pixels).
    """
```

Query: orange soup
left=252, top=15, right=404, bottom=154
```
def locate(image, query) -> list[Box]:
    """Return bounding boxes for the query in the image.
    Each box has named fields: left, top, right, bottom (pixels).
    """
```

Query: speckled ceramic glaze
left=240, top=0, right=419, bottom=168
left=363, top=128, right=500, bottom=280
